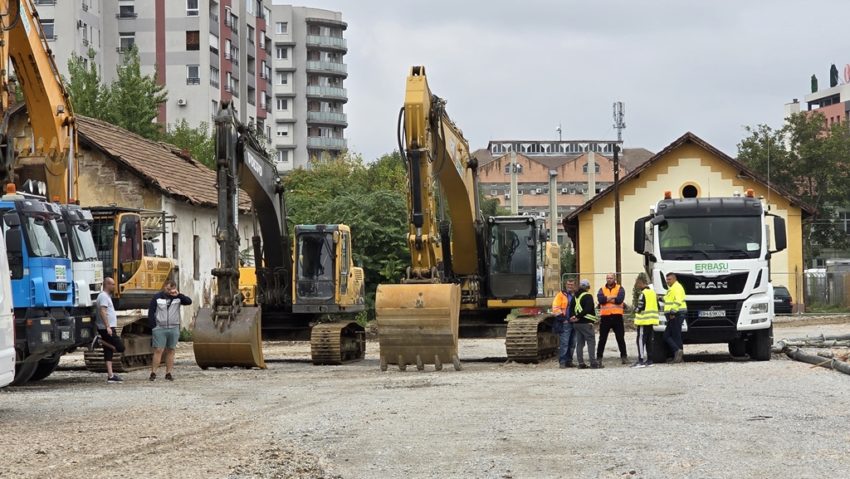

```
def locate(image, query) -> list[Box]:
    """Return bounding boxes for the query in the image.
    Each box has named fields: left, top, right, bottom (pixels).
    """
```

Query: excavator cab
left=293, top=224, right=365, bottom=314
left=487, top=216, right=539, bottom=299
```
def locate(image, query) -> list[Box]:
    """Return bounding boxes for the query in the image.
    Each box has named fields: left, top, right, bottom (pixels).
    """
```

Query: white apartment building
left=31, top=0, right=347, bottom=171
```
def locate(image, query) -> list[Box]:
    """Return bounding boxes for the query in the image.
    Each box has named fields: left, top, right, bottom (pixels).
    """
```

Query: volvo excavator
left=376, top=66, right=561, bottom=371
left=193, top=103, right=365, bottom=369
left=0, top=0, right=175, bottom=377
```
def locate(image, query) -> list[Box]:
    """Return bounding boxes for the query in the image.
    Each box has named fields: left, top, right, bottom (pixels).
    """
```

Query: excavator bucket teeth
left=376, top=283, right=460, bottom=371
left=310, top=321, right=366, bottom=365
left=193, top=306, right=266, bottom=369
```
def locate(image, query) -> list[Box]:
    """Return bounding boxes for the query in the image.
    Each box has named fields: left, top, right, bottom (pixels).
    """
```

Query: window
left=275, top=46, right=287, bottom=59
left=172, top=233, right=179, bottom=260
left=276, top=98, right=288, bottom=111
left=276, top=125, right=289, bottom=137
left=40, top=19, right=55, bottom=40
left=186, top=0, right=199, bottom=16
left=209, top=33, right=219, bottom=54
left=119, top=33, right=135, bottom=52
left=275, top=22, right=287, bottom=34
left=186, top=30, right=200, bottom=51
left=246, top=0, right=255, bottom=15
left=247, top=25, right=254, bottom=44
left=193, top=235, right=200, bottom=280
left=212, top=100, right=218, bottom=116
left=276, top=149, right=289, bottom=163
left=118, top=4, right=136, bottom=18
left=210, top=66, right=219, bottom=88
left=187, top=65, right=200, bottom=84
left=276, top=72, right=288, bottom=85
left=582, top=163, right=600, bottom=174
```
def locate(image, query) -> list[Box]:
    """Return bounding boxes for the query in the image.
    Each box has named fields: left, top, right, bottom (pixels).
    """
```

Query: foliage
left=737, top=112, right=850, bottom=260
left=179, top=327, right=193, bottom=342
left=631, top=272, right=649, bottom=314
left=64, top=48, right=107, bottom=117
left=560, top=242, right=576, bottom=277
left=163, top=119, right=215, bottom=168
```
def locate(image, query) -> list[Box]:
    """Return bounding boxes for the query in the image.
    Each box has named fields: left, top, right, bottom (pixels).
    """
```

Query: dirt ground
left=2, top=319, right=850, bottom=479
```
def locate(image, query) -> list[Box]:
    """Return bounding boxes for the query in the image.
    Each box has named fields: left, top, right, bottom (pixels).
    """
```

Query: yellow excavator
left=193, top=103, right=365, bottom=368
left=376, top=66, right=561, bottom=371
left=0, top=0, right=175, bottom=374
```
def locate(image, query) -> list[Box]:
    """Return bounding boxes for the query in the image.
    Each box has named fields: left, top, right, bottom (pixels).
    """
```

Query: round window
left=681, top=184, right=698, bottom=198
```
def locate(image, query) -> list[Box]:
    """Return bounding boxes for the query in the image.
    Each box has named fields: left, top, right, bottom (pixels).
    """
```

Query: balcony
left=116, top=12, right=138, bottom=19
left=186, top=77, right=201, bottom=85
left=307, top=111, right=347, bottom=126
left=306, top=35, right=347, bottom=51
left=306, top=86, right=347, bottom=101
left=306, top=61, right=347, bottom=77
left=307, top=137, right=346, bottom=150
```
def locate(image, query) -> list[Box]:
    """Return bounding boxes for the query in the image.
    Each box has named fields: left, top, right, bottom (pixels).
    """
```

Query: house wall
left=575, top=142, right=805, bottom=306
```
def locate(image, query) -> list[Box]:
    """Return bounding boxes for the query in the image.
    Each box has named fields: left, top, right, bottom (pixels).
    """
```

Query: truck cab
left=57, top=205, right=102, bottom=347
left=0, top=192, right=76, bottom=383
left=634, top=189, right=787, bottom=361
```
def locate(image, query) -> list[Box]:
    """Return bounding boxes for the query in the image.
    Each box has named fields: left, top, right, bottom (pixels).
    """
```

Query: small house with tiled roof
left=562, top=132, right=811, bottom=310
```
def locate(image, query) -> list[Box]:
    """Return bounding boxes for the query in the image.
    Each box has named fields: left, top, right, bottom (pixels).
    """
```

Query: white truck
left=0, top=228, right=15, bottom=388
left=633, top=190, right=787, bottom=362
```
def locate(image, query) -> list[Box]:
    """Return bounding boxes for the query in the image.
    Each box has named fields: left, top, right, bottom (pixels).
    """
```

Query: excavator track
left=84, top=318, right=154, bottom=373
left=505, top=314, right=558, bottom=363
left=310, top=321, right=366, bottom=365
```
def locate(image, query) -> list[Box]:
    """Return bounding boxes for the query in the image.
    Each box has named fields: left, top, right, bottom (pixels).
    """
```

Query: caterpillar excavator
left=375, top=66, right=561, bottom=371
left=0, top=0, right=175, bottom=377
left=192, top=103, right=365, bottom=369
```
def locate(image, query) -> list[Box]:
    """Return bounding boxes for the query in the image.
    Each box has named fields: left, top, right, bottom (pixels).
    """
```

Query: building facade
left=32, top=0, right=347, bottom=172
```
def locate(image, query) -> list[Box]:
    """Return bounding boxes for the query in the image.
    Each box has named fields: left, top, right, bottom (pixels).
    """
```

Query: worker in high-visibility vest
left=632, top=276, right=659, bottom=368
left=596, top=273, right=629, bottom=364
left=551, top=278, right=576, bottom=368
left=663, top=272, right=688, bottom=364
left=570, top=279, right=602, bottom=369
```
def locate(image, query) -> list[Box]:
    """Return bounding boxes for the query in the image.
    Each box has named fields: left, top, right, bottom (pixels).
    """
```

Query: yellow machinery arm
left=0, top=0, right=78, bottom=203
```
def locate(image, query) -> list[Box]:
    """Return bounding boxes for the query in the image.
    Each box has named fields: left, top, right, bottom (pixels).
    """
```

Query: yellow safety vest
left=599, top=284, right=624, bottom=316
left=575, top=292, right=598, bottom=322
left=663, top=281, right=687, bottom=313
left=635, top=288, right=659, bottom=326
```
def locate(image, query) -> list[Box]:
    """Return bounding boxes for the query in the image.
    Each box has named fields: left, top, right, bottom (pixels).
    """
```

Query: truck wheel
left=751, top=327, right=773, bottom=361
left=29, top=356, right=61, bottom=381
left=651, top=331, right=668, bottom=363
left=11, top=360, right=38, bottom=386
left=728, top=339, right=747, bottom=358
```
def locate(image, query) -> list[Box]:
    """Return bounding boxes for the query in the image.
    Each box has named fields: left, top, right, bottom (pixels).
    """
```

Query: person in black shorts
left=96, top=277, right=125, bottom=383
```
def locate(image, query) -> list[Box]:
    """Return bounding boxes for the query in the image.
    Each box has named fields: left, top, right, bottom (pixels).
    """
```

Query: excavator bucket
left=376, top=283, right=461, bottom=371
left=193, top=306, right=266, bottom=369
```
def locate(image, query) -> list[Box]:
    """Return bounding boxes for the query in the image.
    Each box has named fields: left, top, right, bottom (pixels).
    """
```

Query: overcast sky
left=279, top=0, right=849, bottom=160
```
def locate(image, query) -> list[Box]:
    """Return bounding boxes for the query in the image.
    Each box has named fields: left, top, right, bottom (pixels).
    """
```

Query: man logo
left=695, top=281, right=727, bottom=290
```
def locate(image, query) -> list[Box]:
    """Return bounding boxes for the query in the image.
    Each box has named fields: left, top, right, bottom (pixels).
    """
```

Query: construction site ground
left=2, top=317, right=850, bottom=479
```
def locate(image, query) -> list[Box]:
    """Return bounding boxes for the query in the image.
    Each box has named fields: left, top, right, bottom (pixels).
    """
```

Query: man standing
left=97, top=277, right=125, bottom=383
left=148, top=280, right=192, bottom=381
left=632, top=276, right=659, bottom=368
left=552, top=278, right=576, bottom=368
left=596, top=273, right=629, bottom=364
left=663, top=272, right=687, bottom=363
left=570, top=279, right=602, bottom=369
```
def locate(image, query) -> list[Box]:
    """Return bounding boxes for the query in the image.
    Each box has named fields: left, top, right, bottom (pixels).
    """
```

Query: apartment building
left=31, top=0, right=347, bottom=171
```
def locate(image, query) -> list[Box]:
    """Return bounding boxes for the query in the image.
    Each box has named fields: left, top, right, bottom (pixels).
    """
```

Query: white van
left=0, top=228, right=14, bottom=388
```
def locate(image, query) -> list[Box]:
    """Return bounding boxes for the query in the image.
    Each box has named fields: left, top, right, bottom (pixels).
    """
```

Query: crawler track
left=505, top=315, right=558, bottom=363
left=310, top=321, right=366, bottom=365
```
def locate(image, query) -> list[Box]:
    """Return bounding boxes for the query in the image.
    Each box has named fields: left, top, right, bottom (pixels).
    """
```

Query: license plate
left=698, top=310, right=726, bottom=318
left=61, top=331, right=70, bottom=340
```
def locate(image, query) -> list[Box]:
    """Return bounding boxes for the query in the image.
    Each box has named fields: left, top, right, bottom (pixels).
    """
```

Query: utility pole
left=510, top=150, right=518, bottom=215
left=556, top=123, right=562, bottom=142
left=613, top=102, right=626, bottom=281
left=548, top=169, right=558, bottom=243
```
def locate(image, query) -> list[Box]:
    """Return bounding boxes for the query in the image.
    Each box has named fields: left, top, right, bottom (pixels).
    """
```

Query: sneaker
left=578, top=363, right=589, bottom=369
left=621, top=357, right=630, bottom=365
left=559, top=363, right=566, bottom=369
left=591, top=363, right=604, bottom=369
left=673, top=350, right=684, bottom=364
left=149, top=373, right=156, bottom=381
left=107, top=375, right=123, bottom=383
left=644, top=360, right=654, bottom=367
left=564, top=362, right=575, bottom=368
left=630, top=361, right=645, bottom=368
left=165, top=373, right=174, bottom=381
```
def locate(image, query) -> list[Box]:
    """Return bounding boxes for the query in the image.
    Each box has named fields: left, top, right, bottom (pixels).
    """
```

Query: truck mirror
left=633, top=216, right=649, bottom=255
left=772, top=215, right=787, bottom=253
left=649, top=214, right=666, bottom=226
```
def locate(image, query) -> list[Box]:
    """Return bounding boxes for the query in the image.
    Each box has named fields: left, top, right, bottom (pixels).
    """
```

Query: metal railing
left=307, top=111, right=347, bottom=124
left=306, top=61, right=347, bottom=75
left=307, top=137, right=346, bottom=149
left=186, top=77, right=201, bottom=85
left=305, top=85, right=347, bottom=99
left=305, top=35, right=347, bottom=50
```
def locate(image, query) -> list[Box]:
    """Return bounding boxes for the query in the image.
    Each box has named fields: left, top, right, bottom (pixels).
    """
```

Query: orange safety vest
left=552, top=291, right=570, bottom=316
left=599, top=284, right=624, bottom=316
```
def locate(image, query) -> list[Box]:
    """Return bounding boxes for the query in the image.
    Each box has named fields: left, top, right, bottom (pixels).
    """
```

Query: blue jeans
left=558, top=321, right=576, bottom=365
left=663, top=312, right=685, bottom=354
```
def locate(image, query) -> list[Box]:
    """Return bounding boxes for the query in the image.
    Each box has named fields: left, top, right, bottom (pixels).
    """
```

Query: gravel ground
left=1, top=319, right=850, bottom=479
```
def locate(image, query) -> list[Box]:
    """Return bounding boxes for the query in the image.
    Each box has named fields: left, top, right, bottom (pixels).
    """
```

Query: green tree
left=163, top=120, right=215, bottom=168
left=737, top=112, right=850, bottom=260
left=560, top=243, right=576, bottom=277
left=102, top=46, right=167, bottom=139
left=64, top=48, right=107, bottom=117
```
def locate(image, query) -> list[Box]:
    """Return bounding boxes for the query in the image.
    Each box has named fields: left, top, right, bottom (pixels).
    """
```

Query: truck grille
left=49, top=282, right=69, bottom=291
left=684, top=300, right=743, bottom=329
left=675, top=273, right=748, bottom=295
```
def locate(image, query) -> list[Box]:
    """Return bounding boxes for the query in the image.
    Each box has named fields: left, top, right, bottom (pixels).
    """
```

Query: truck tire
left=750, top=327, right=773, bottom=361
left=29, top=356, right=61, bottom=381
left=10, top=360, right=37, bottom=386
left=651, top=330, right=668, bottom=363
left=728, top=339, right=747, bottom=358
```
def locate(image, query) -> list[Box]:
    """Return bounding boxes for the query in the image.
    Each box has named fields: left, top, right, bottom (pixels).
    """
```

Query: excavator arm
left=0, top=0, right=77, bottom=203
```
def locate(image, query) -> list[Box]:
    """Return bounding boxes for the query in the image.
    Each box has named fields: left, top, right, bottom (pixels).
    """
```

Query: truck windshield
left=658, top=216, right=761, bottom=260
left=70, top=224, right=99, bottom=262
left=297, top=233, right=335, bottom=299
left=24, top=215, right=65, bottom=258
